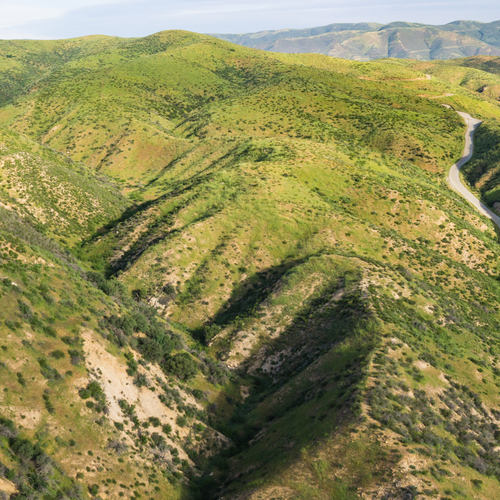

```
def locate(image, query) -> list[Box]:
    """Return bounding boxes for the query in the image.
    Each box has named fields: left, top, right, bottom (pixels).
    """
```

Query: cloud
left=0, top=4, right=63, bottom=28
left=0, top=0, right=498, bottom=39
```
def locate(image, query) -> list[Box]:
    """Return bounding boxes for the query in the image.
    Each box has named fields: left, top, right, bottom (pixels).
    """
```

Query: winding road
left=447, top=111, right=500, bottom=229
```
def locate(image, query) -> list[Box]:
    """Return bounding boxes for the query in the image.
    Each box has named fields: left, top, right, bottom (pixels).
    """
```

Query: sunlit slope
left=2, top=31, right=498, bottom=186
left=452, top=55, right=500, bottom=76
left=0, top=35, right=128, bottom=107
left=0, top=127, right=127, bottom=244
left=0, top=208, right=234, bottom=499
left=397, top=57, right=500, bottom=209
left=91, top=132, right=500, bottom=500
left=73, top=43, right=500, bottom=498
left=3, top=30, right=500, bottom=499
left=0, top=31, right=288, bottom=184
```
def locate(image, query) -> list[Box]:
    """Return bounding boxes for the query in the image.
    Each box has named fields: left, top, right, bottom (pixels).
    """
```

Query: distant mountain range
left=212, top=20, right=500, bottom=61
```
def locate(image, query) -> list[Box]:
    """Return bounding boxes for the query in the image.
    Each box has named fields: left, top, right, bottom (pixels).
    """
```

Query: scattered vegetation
left=1, top=29, right=500, bottom=500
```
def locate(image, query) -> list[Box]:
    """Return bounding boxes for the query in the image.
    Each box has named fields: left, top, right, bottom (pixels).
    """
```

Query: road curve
left=448, top=111, right=500, bottom=229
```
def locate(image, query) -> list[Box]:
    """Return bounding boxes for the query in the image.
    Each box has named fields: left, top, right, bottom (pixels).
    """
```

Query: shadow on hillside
left=109, top=203, right=227, bottom=278
left=212, top=257, right=310, bottom=327
left=191, top=279, right=381, bottom=499
left=93, top=200, right=156, bottom=236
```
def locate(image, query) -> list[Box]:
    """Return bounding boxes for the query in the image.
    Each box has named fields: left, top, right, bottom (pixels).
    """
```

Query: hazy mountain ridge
left=2, top=30, right=500, bottom=500
left=212, top=20, right=500, bottom=61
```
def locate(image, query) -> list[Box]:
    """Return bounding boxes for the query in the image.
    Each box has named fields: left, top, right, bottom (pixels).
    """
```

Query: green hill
left=212, top=20, right=500, bottom=61
left=2, top=30, right=500, bottom=500
left=0, top=127, right=127, bottom=244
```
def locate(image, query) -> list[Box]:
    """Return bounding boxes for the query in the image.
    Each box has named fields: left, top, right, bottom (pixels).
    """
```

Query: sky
left=0, top=0, right=499, bottom=39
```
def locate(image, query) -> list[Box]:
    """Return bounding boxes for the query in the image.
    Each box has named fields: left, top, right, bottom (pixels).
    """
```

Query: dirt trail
left=447, top=111, right=500, bottom=229
left=418, top=92, right=454, bottom=98
left=358, top=74, right=431, bottom=82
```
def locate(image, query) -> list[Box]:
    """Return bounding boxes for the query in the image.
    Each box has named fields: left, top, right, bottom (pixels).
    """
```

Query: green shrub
left=16, top=372, right=26, bottom=386
left=203, top=324, right=221, bottom=343
left=87, top=381, right=104, bottom=399
left=192, top=389, right=205, bottom=400
left=163, top=352, right=198, bottom=380
left=176, top=416, right=187, bottom=427
left=149, top=417, right=160, bottom=427
left=88, top=484, right=99, bottom=495
left=79, top=388, right=91, bottom=399
left=49, top=349, right=65, bottom=359
left=134, top=374, right=149, bottom=387
left=38, top=358, right=62, bottom=381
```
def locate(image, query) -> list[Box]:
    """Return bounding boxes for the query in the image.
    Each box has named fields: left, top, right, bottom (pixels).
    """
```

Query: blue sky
left=0, top=0, right=499, bottom=39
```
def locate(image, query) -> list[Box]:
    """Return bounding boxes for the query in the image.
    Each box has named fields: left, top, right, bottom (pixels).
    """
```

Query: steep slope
left=2, top=31, right=500, bottom=500
left=0, top=207, right=234, bottom=499
left=0, top=36, right=129, bottom=107
left=0, top=127, right=127, bottom=244
left=456, top=55, right=500, bottom=75
left=0, top=31, right=291, bottom=185
left=212, top=20, right=500, bottom=61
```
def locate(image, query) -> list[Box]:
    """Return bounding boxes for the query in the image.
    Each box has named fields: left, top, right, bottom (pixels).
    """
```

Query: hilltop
left=1, top=30, right=500, bottom=500
left=212, top=20, right=500, bottom=61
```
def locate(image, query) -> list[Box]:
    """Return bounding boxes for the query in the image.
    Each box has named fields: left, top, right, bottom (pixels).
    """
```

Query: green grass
left=2, top=30, right=500, bottom=500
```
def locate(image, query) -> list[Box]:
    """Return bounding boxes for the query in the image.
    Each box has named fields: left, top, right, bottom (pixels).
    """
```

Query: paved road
left=448, top=111, right=500, bottom=229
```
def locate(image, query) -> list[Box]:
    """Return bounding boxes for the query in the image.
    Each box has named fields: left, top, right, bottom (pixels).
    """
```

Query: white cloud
left=0, top=4, right=63, bottom=27
left=0, top=0, right=135, bottom=27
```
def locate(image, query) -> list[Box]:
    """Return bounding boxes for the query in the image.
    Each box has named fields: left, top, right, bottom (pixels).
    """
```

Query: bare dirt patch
left=0, top=477, right=17, bottom=495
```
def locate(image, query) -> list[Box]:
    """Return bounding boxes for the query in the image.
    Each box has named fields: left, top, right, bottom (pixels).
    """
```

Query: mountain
left=2, top=30, right=500, bottom=499
left=212, top=20, right=500, bottom=61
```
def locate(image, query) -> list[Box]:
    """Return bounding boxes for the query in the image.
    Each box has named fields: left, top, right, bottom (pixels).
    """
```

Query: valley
left=1, top=29, right=500, bottom=500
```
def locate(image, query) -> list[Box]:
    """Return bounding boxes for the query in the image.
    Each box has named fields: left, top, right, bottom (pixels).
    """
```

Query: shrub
left=176, top=416, right=187, bottom=427
left=192, top=389, right=205, bottom=400
left=42, top=393, right=55, bottom=414
left=139, top=337, right=164, bottom=362
left=107, top=440, right=128, bottom=455
left=87, top=381, right=104, bottom=399
left=10, top=438, right=36, bottom=460
left=38, top=358, right=62, bottom=381
left=42, top=325, right=57, bottom=338
left=134, top=374, right=149, bottom=388
left=79, top=388, right=91, bottom=399
left=163, top=352, right=198, bottom=380
left=68, top=349, right=84, bottom=365
left=203, top=324, right=221, bottom=343
left=16, top=373, right=26, bottom=387
left=49, top=350, right=65, bottom=359
left=88, top=484, right=99, bottom=495
left=149, top=417, right=161, bottom=427
left=151, top=432, right=166, bottom=448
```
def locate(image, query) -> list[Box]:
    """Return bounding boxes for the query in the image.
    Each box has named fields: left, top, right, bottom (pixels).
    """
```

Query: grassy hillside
left=0, top=32, right=483, bottom=184
left=2, top=31, right=500, bottom=500
left=396, top=56, right=500, bottom=210
left=0, top=207, right=235, bottom=499
left=0, top=127, right=127, bottom=244
left=0, top=36, right=128, bottom=107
